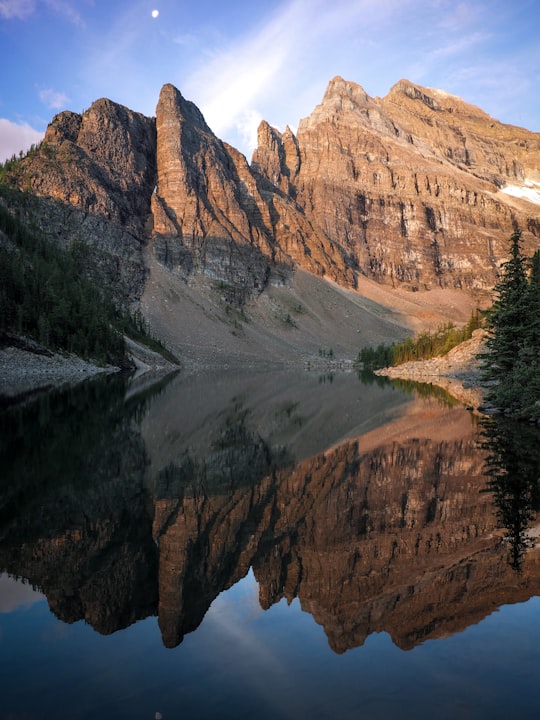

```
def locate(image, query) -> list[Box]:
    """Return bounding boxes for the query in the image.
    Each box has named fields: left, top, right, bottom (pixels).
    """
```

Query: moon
left=151, top=9, right=159, bottom=18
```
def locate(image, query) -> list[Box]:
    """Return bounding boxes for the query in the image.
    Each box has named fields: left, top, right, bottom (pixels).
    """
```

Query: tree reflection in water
left=481, top=417, right=540, bottom=571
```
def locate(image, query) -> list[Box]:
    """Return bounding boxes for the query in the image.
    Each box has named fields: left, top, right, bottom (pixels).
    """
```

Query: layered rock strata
left=254, top=76, right=540, bottom=292
left=151, top=84, right=354, bottom=302
left=5, top=76, right=539, bottom=312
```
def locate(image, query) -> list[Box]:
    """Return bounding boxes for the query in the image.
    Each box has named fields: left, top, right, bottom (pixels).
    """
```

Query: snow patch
left=501, top=179, right=540, bottom=205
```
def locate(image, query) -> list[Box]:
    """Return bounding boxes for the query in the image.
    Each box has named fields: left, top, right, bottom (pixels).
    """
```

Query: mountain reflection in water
left=1, top=370, right=540, bottom=656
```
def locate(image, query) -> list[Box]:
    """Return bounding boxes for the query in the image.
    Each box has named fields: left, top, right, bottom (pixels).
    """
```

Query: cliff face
left=151, top=84, right=355, bottom=302
left=4, top=98, right=157, bottom=304
left=254, top=76, right=540, bottom=292
left=5, top=75, right=538, bottom=314
left=151, top=84, right=278, bottom=299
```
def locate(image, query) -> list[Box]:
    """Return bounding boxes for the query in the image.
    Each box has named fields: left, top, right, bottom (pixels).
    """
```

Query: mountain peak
left=156, top=83, right=211, bottom=132
left=323, top=75, right=370, bottom=103
left=5, top=73, right=540, bottom=342
left=386, top=79, right=445, bottom=111
left=298, top=76, right=375, bottom=131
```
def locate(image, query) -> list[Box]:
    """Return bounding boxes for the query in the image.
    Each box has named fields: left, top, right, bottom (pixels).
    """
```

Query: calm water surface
left=1, top=370, right=540, bottom=720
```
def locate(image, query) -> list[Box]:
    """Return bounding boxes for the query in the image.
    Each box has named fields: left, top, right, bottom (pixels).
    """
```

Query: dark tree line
left=0, top=198, right=173, bottom=367
left=481, top=229, right=540, bottom=419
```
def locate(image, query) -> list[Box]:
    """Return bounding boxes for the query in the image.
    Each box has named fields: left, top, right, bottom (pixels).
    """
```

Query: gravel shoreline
left=0, top=334, right=178, bottom=406
left=0, top=344, right=118, bottom=403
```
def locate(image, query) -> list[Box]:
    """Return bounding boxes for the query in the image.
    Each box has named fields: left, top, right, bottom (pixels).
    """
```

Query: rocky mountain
left=2, top=76, right=540, bottom=360
left=3, top=99, right=156, bottom=305
left=152, top=84, right=354, bottom=302
left=254, top=76, right=540, bottom=291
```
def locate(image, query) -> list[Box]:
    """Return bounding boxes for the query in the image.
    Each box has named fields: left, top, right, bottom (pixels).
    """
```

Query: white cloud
left=234, top=109, right=264, bottom=153
left=182, top=0, right=406, bottom=154
left=0, top=0, right=35, bottom=19
left=39, top=87, right=70, bottom=109
left=0, top=118, right=44, bottom=163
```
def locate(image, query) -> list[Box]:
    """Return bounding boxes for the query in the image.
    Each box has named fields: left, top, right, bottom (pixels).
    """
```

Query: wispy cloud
left=0, top=0, right=35, bottom=19
left=450, top=61, right=533, bottom=119
left=182, top=3, right=298, bottom=139
left=408, top=29, right=491, bottom=81
left=0, top=0, right=84, bottom=24
left=182, top=0, right=412, bottom=152
left=44, top=0, right=84, bottom=27
left=429, top=31, right=491, bottom=60
left=0, top=118, right=43, bottom=162
left=39, top=87, right=70, bottom=109
left=438, top=1, right=486, bottom=31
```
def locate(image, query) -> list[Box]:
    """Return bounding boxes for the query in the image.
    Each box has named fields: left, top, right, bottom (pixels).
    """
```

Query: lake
left=1, top=369, right=540, bottom=720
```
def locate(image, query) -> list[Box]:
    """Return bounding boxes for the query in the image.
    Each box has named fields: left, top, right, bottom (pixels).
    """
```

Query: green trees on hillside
left=0, top=197, right=164, bottom=367
left=358, top=230, right=539, bottom=419
left=358, top=311, right=482, bottom=370
left=0, top=201, right=127, bottom=365
left=0, top=195, right=176, bottom=368
left=481, top=230, right=540, bottom=418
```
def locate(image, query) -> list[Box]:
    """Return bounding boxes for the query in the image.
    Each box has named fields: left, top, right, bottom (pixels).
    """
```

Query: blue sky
left=1, top=0, right=539, bottom=162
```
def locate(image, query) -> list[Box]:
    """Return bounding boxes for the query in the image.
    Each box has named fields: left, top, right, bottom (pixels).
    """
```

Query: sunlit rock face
left=254, top=76, right=540, bottom=292
left=152, top=84, right=277, bottom=300
left=31, top=99, right=157, bottom=226
left=152, top=84, right=355, bottom=300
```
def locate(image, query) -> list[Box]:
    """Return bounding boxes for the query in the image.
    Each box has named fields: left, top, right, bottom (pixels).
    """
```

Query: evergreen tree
left=481, top=231, right=540, bottom=417
left=526, top=250, right=540, bottom=347
left=482, top=229, right=529, bottom=381
left=515, top=250, right=540, bottom=412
